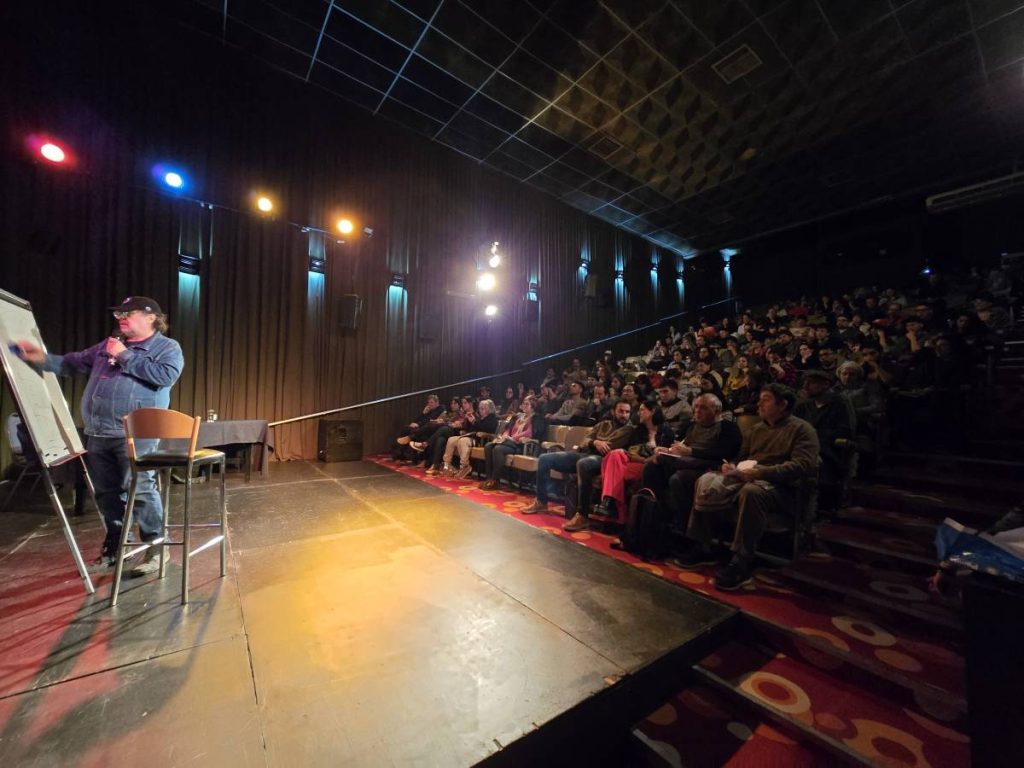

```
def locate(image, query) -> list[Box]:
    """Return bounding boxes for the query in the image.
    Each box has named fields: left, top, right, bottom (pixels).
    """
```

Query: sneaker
left=521, top=500, right=548, bottom=515
left=425, top=465, right=440, bottom=476
left=127, top=543, right=166, bottom=579
left=441, top=464, right=455, bottom=476
left=714, top=555, right=755, bottom=591
left=455, top=465, right=473, bottom=480
left=396, top=436, right=411, bottom=446
left=563, top=512, right=590, bottom=532
left=591, top=497, right=618, bottom=518
left=668, top=544, right=719, bottom=570
left=410, top=442, right=426, bottom=452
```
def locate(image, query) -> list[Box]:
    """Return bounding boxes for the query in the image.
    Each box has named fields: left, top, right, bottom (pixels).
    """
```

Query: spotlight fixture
left=178, top=253, right=201, bottom=275
left=390, top=273, right=406, bottom=289
left=152, top=164, right=187, bottom=192
left=256, top=196, right=274, bottom=213
left=615, top=269, right=624, bottom=280
left=363, top=227, right=374, bottom=238
left=484, top=304, right=498, bottom=317
left=488, top=241, right=501, bottom=268
left=308, top=255, right=326, bottom=274
left=476, top=272, right=496, bottom=291
left=337, top=218, right=354, bottom=235
left=40, top=142, right=66, bottom=163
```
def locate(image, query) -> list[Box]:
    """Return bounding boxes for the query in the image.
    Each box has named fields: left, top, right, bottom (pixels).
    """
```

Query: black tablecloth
left=197, top=420, right=274, bottom=476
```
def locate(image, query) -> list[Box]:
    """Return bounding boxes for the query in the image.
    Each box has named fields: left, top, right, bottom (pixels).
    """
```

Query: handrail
left=521, top=309, right=690, bottom=366
left=268, top=368, right=523, bottom=427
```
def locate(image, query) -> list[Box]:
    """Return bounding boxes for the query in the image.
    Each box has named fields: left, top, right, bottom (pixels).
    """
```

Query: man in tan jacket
left=677, top=384, right=819, bottom=591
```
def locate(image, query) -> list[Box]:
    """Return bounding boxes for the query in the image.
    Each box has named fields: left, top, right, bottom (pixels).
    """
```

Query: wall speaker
left=317, top=419, right=363, bottom=462
left=338, top=294, right=361, bottom=331
left=418, top=310, right=441, bottom=341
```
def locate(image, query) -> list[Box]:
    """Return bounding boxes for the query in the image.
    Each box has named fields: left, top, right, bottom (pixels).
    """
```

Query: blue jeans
left=86, top=435, right=163, bottom=542
left=536, top=451, right=603, bottom=513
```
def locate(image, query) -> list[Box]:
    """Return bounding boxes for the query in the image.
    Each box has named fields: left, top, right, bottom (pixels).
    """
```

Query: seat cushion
left=135, top=448, right=225, bottom=468
left=510, top=455, right=538, bottom=472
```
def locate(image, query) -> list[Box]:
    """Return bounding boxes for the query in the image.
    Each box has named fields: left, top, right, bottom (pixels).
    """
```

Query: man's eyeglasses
left=112, top=310, right=140, bottom=320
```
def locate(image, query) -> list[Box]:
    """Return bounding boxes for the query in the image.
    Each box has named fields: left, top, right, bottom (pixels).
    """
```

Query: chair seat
left=470, top=447, right=485, bottom=461
left=510, top=455, right=538, bottom=472
left=135, top=448, right=226, bottom=468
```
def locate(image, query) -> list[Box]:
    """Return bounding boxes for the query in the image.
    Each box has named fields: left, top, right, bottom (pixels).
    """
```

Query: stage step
left=851, top=483, right=1006, bottom=527
left=814, top=520, right=937, bottom=571
left=633, top=682, right=832, bottom=768
left=742, top=613, right=966, bottom=721
left=692, top=641, right=970, bottom=768
left=781, top=553, right=963, bottom=632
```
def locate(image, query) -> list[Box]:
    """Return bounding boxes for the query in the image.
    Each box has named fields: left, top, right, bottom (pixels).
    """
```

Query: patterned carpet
left=370, top=455, right=969, bottom=767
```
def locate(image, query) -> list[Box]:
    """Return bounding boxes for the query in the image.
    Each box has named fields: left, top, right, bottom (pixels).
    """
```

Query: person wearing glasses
left=15, top=296, right=184, bottom=574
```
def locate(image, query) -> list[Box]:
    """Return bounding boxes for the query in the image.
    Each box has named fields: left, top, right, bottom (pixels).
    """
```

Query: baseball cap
left=110, top=296, right=163, bottom=314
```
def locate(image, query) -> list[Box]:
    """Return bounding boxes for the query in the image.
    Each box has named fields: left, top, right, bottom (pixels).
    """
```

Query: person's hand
left=408, top=422, right=419, bottom=429
left=593, top=439, right=611, bottom=455
left=721, top=462, right=736, bottom=474
left=736, top=467, right=759, bottom=482
left=106, top=337, right=127, bottom=358
left=13, top=341, right=45, bottom=364
left=674, top=442, right=693, bottom=456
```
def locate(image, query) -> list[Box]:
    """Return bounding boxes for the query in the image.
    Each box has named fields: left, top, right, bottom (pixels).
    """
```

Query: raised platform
left=0, top=460, right=736, bottom=766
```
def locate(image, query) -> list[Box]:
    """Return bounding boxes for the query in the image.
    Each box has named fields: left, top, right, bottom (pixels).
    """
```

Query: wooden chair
left=110, top=408, right=227, bottom=607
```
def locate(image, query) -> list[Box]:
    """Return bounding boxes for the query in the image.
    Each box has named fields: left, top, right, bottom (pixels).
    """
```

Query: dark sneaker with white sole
left=714, top=555, right=755, bottom=591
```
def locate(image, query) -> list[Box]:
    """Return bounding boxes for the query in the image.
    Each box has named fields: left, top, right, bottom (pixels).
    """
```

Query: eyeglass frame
left=112, top=310, right=148, bottom=320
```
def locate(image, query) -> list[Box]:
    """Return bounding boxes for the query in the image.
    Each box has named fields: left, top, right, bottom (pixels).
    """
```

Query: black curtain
left=0, top=2, right=687, bottom=462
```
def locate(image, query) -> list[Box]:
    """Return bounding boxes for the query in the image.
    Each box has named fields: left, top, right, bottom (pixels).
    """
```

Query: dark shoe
left=668, top=544, right=719, bottom=570
left=563, top=512, right=590, bottom=532
left=521, top=500, right=548, bottom=515
left=479, top=480, right=498, bottom=490
left=610, top=538, right=624, bottom=550
left=714, top=555, right=755, bottom=591
left=591, top=497, right=618, bottom=518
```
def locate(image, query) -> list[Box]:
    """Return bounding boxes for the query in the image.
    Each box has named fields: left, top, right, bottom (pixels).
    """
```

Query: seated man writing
left=521, top=400, right=633, bottom=532
left=642, top=393, right=743, bottom=537
left=676, top=384, right=819, bottom=591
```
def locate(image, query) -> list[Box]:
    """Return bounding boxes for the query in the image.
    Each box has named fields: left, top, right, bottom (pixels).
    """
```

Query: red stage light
left=40, top=142, right=66, bottom=163
left=25, top=134, right=74, bottom=168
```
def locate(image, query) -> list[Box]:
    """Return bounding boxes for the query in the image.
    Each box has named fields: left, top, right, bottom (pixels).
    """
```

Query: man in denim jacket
left=17, top=296, right=184, bottom=572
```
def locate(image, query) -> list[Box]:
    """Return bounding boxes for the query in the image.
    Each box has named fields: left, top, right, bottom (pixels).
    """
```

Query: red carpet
left=372, top=455, right=969, bottom=767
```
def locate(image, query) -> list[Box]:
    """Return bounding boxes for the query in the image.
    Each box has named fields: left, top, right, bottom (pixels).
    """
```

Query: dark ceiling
left=174, top=0, right=1024, bottom=255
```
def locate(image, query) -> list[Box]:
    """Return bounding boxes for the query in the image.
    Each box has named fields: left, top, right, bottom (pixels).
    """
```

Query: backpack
left=621, top=488, right=670, bottom=560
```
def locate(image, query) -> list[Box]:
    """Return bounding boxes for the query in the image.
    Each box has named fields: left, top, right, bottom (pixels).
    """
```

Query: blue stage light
left=152, top=164, right=187, bottom=192
left=164, top=171, right=184, bottom=189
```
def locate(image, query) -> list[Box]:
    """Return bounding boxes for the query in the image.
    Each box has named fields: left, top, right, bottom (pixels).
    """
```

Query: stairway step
left=868, top=469, right=1024, bottom=505
left=693, top=641, right=969, bottom=768
left=634, top=682, right=831, bottom=768
left=743, top=614, right=965, bottom=720
left=851, top=484, right=1005, bottom=527
left=815, top=520, right=937, bottom=570
left=781, top=553, right=963, bottom=631
left=884, top=452, right=1024, bottom=481
left=833, top=505, right=940, bottom=537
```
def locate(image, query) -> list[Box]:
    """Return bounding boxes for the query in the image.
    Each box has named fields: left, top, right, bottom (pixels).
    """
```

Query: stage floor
left=0, top=461, right=736, bottom=766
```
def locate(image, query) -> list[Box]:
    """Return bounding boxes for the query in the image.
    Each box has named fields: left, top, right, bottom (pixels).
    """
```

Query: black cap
left=110, top=296, right=162, bottom=314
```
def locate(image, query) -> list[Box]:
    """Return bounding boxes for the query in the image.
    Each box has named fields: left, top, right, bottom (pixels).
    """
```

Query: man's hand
left=593, top=439, right=611, bottom=455
left=721, top=462, right=736, bottom=474
left=672, top=442, right=692, bottom=456
left=106, top=337, right=127, bottom=358
left=13, top=341, right=45, bottom=364
left=736, top=467, right=759, bottom=482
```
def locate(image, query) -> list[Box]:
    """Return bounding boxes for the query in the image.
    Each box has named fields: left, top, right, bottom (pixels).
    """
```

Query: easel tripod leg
left=42, top=470, right=95, bottom=595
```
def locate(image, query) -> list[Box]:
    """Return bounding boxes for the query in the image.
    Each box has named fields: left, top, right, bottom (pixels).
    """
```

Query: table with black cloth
left=197, top=420, right=274, bottom=481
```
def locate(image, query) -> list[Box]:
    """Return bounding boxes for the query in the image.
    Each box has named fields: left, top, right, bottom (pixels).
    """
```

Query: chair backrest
left=736, top=414, right=761, bottom=437
left=563, top=426, right=592, bottom=450
left=5, top=413, right=24, bottom=456
left=123, top=408, right=201, bottom=461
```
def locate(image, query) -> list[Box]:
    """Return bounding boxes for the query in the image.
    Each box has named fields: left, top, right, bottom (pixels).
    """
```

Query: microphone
left=108, top=331, right=127, bottom=366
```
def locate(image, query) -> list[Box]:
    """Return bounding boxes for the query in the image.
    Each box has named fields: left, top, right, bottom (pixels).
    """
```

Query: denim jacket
left=42, top=332, right=185, bottom=437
